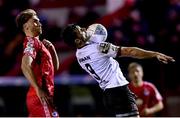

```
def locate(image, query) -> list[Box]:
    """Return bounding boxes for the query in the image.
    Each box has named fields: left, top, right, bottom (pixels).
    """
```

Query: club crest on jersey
left=144, top=89, right=150, bottom=96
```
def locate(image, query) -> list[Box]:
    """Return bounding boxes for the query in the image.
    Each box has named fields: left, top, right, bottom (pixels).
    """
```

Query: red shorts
left=26, top=91, right=59, bottom=117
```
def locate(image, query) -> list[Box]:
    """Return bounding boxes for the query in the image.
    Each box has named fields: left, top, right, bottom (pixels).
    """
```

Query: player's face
left=75, top=25, right=88, bottom=42
left=128, top=66, right=143, bottom=83
left=26, top=15, right=42, bottom=36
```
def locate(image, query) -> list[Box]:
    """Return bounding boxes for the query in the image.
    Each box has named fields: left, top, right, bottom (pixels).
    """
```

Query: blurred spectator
left=122, top=9, right=149, bottom=47
left=0, top=32, right=23, bottom=75
left=78, top=3, right=100, bottom=27
left=128, top=62, right=164, bottom=117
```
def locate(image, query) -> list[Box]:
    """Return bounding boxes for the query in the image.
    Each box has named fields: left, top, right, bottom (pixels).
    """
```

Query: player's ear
left=23, top=23, right=28, bottom=31
left=75, top=38, right=81, bottom=45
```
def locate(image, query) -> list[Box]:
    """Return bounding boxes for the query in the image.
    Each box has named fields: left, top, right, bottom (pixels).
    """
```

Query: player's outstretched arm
left=120, top=47, right=175, bottom=64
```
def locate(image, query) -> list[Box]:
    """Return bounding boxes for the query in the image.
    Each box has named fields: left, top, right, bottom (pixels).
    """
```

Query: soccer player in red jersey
left=16, top=9, right=59, bottom=117
left=128, top=62, right=164, bottom=117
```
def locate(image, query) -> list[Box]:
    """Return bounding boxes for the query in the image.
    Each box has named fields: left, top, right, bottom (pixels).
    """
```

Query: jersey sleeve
left=23, top=37, right=38, bottom=59
left=99, top=42, right=120, bottom=58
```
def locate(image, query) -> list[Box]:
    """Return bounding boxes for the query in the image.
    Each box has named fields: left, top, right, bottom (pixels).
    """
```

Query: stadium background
left=0, top=0, right=179, bottom=116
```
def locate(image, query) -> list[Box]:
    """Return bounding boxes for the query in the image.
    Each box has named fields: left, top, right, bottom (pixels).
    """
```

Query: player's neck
left=77, top=42, right=87, bottom=49
left=25, top=31, right=39, bottom=38
left=133, top=81, right=143, bottom=87
left=26, top=35, right=39, bottom=38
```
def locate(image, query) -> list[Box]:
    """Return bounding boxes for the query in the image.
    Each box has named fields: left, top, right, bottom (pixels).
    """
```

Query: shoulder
left=128, top=83, right=134, bottom=89
left=23, top=37, right=41, bottom=50
left=26, top=36, right=34, bottom=41
left=144, top=81, right=154, bottom=86
left=76, top=44, right=101, bottom=59
left=24, top=37, right=37, bottom=45
left=143, top=81, right=157, bottom=90
left=78, top=43, right=99, bottom=52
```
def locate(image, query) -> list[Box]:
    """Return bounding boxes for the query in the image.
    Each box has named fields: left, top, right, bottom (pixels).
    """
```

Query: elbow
left=54, top=63, right=59, bottom=72
left=159, top=101, right=164, bottom=110
left=21, top=62, right=26, bottom=72
left=21, top=61, right=31, bottom=73
left=155, top=101, right=164, bottom=112
left=57, top=64, right=59, bottom=71
left=56, top=59, right=60, bottom=71
left=21, top=63, right=27, bottom=75
left=55, top=65, right=59, bottom=72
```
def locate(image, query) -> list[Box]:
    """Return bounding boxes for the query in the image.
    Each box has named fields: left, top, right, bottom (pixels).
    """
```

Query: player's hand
left=155, top=52, right=175, bottom=64
left=141, top=108, right=152, bottom=116
left=35, top=87, right=51, bottom=105
left=42, top=39, right=54, bottom=49
left=142, top=108, right=151, bottom=116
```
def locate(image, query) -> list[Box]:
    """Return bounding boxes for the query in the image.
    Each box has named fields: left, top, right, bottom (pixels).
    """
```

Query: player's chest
left=37, top=44, right=52, bottom=62
left=135, top=87, right=151, bottom=98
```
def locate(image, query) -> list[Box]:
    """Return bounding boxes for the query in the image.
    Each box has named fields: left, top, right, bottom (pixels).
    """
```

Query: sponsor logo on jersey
left=52, top=111, right=58, bottom=117
left=144, top=88, right=150, bottom=96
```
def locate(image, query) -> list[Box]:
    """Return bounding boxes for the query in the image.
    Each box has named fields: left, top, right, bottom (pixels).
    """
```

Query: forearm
left=49, top=46, right=59, bottom=71
left=121, top=47, right=158, bottom=59
left=148, top=101, right=164, bottom=114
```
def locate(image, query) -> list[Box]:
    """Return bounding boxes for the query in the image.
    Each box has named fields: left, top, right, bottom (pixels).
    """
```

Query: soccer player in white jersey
left=62, top=24, right=175, bottom=117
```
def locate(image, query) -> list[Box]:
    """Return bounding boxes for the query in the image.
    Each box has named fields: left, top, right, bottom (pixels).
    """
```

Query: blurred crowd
left=0, top=0, right=179, bottom=90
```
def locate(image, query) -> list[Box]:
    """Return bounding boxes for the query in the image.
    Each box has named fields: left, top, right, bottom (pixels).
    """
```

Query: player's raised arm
left=120, top=46, right=175, bottom=64
left=42, top=39, right=59, bottom=71
left=99, top=42, right=175, bottom=64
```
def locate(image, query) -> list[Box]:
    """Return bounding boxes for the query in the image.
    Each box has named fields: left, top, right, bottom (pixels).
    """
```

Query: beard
left=32, top=27, right=42, bottom=36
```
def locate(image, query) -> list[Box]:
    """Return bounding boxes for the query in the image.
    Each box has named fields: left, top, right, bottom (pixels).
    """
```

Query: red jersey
left=23, top=36, right=54, bottom=97
left=23, top=37, right=59, bottom=117
left=128, top=81, right=162, bottom=116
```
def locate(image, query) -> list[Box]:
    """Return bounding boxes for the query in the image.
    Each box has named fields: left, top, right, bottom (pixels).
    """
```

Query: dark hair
left=62, top=24, right=78, bottom=47
left=16, top=9, right=37, bottom=31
